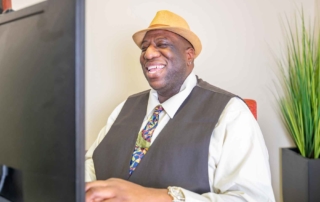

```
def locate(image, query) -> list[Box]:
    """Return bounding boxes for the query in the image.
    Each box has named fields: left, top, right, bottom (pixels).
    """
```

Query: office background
left=12, top=0, right=320, bottom=201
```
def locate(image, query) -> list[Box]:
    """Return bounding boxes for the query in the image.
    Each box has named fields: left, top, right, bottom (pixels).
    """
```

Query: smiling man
left=85, top=10, right=275, bottom=202
left=140, top=29, right=195, bottom=103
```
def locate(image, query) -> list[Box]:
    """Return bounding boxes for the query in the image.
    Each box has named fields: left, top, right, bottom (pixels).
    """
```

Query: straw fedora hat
left=132, top=10, right=202, bottom=58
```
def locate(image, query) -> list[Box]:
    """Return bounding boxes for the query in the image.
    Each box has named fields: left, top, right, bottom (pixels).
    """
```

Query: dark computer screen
left=0, top=0, right=85, bottom=201
left=0, top=0, right=3, bottom=13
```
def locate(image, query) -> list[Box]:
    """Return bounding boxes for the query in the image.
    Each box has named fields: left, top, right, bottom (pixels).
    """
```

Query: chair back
left=243, top=99, right=257, bottom=120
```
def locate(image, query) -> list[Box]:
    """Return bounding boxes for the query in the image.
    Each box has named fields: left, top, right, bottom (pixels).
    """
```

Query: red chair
left=244, top=99, right=257, bottom=120
left=2, top=0, right=13, bottom=13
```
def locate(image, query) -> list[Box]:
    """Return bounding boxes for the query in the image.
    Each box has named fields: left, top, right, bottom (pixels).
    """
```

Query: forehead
left=142, top=30, right=183, bottom=42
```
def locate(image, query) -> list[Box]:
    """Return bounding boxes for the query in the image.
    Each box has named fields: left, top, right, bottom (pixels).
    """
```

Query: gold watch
left=167, top=186, right=185, bottom=202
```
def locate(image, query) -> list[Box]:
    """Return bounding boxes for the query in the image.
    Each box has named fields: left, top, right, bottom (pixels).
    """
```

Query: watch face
left=168, top=187, right=185, bottom=201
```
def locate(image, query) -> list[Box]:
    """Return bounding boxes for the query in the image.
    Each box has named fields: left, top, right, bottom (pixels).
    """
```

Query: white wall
left=317, top=0, right=320, bottom=28
left=86, top=1, right=315, bottom=202
left=11, top=0, right=45, bottom=10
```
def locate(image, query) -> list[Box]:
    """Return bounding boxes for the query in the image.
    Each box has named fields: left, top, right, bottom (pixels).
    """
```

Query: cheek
left=162, top=49, right=174, bottom=58
left=166, top=49, right=185, bottom=64
left=140, top=53, right=145, bottom=64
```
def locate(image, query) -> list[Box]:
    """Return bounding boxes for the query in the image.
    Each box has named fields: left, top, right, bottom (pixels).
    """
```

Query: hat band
left=148, top=24, right=169, bottom=28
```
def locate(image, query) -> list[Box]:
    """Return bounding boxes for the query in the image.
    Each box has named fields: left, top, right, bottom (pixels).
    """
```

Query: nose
left=143, top=45, right=160, bottom=60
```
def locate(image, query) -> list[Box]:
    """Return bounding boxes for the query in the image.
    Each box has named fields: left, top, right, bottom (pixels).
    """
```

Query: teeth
left=147, top=65, right=164, bottom=71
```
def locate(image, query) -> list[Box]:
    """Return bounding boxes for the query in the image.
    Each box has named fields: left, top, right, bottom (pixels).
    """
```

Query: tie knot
left=154, top=105, right=164, bottom=113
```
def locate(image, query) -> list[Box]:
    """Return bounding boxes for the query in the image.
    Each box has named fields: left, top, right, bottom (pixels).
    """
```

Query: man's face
left=140, top=30, right=194, bottom=98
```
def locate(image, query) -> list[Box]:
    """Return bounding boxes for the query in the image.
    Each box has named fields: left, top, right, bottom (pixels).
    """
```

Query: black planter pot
left=282, top=148, right=320, bottom=202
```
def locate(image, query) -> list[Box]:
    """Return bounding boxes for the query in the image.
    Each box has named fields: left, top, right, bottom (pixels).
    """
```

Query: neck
left=157, top=85, right=181, bottom=103
left=156, top=72, right=193, bottom=103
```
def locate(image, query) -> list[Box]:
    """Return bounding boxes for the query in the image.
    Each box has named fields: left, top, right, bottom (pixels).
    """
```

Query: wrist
left=146, top=188, right=172, bottom=202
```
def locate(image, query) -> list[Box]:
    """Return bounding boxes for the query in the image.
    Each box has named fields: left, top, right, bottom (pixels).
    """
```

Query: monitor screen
left=0, top=0, right=85, bottom=201
left=0, top=0, right=2, bottom=13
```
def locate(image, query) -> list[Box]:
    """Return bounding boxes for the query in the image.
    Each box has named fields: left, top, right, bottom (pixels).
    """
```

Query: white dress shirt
left=85, top=72, right=275, bottom=202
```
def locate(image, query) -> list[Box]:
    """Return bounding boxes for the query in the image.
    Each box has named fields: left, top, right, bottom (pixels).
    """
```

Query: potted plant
left=275, top=11, right=320, bottom=202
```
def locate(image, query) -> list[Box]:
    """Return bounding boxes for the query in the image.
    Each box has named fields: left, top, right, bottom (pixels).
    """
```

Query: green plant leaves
left=277, top=11, right=320, bottom=159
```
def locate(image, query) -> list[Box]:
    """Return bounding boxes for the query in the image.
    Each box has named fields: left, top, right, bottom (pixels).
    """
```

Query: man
left=85, top=10, right=275, bottom=202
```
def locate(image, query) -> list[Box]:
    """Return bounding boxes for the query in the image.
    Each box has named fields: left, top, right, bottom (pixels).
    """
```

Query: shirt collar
left=146, top=72, right=197, bottom=119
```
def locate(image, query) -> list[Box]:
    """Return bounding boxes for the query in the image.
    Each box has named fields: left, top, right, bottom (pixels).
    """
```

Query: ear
left=185, top=47, right=195, bottom=62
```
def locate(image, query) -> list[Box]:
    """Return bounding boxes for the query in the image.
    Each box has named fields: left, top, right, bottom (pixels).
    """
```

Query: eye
left=141, top=45, right=148, bottom=52
left=141, top=42, right=149, bottom=52
left=157, top=43, right=168, bottom=48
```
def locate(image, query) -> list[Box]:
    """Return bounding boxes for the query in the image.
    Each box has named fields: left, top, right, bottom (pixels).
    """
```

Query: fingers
left=86, top=184, right=117, bottom=202
left=86, top=181, right=107, bottom=191
left=86, top=178, right=139, bottom=202
left=86, top=178, right=120, bottom=191
left=103, top=199, right=118, bottom=202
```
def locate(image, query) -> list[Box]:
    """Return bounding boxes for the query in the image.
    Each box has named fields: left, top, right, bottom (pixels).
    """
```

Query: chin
left=149, top=82, right=165, bottom=91
left=147, top=78, right=160, bottom=87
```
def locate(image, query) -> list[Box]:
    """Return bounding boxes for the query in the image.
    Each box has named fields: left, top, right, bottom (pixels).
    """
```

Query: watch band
left=167, top=186, right=185, bottom=202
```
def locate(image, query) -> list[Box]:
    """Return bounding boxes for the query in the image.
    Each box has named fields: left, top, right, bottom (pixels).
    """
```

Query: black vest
left=92, top=78, right=237, bottom=194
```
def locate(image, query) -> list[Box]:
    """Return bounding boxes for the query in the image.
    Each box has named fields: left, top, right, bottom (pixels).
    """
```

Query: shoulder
left=224, top=97, right=250, bottom=114
left=196, top=77, right=237, bottom=98
left=218, top=97, right=256, bottom=130
left=128, top=89, right=150, bottom=98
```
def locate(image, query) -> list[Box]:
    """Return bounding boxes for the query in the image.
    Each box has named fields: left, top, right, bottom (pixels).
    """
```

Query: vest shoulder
left=196, top=77, right=238, bottom=98
left=128, top=89, right=150, bottom=98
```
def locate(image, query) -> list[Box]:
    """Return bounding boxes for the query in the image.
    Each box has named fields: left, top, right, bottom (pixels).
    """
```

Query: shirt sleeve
left=85, top=100, right=126, bottom=182
left=181, top=97, right=275, bottom=202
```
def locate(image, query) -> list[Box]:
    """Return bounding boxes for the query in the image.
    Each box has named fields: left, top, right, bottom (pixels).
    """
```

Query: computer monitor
left=0, top=0, right=3, bottom=13
left=0, top=0, right=85, bottom=201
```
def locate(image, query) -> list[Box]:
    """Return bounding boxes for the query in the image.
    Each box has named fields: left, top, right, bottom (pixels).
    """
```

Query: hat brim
left=132, top=26, right=202, bottom=58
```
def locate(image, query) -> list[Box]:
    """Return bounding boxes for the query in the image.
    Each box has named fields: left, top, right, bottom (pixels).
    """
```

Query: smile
left=146, top=65, right=165, bottom=73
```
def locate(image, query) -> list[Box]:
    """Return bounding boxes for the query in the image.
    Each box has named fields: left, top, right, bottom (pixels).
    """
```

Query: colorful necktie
left=129, top=105, right=164, bottom=175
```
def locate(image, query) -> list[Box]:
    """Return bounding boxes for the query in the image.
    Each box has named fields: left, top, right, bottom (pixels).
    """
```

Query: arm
left=85, top=101, right=126, bottom=182
left=181, top=97, right=275, bottom=202
left=86, top=179, right=172, bottom=202
left=85, top=99, right=174, bottom=202
left=85, top=100, right=173, bottom=202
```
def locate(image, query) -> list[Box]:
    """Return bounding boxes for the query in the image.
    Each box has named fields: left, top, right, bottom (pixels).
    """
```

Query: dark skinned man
left=85, top=10, right=275, bottom=202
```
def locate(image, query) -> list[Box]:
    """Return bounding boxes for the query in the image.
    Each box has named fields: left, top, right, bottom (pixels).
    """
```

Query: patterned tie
left=129, top=105, right=164, bottom=175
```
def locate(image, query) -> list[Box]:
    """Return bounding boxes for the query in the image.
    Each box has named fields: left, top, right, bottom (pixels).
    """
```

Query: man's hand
left=85, top=178, right=172, bottom=202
